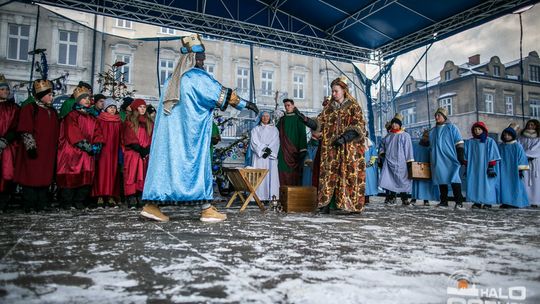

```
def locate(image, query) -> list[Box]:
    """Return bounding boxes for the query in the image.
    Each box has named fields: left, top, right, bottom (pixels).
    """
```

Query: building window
left=205, top=64, right=215, bottom=78
left=530, top=65, right=540, bottom=83
left=405, top=83, right=412, bottom=93
left=7, top=24, right=30, bottom=61
left=58, top=30, right=78, bottom=66
left=400, top=107, right=416, bottom=125
left=115, top=54, right=132, bottom=83
left=159, top=59, right=174, bottom=86
left=531, top=99, right=540, bottom=118
left=115, top=19, right=132, bottom=29
left=261, top=70, right=273, bottom=96
left=439, top=97, right=453, bottom=116
left=484, top=93, right=494, bottom=113
left=160, top=27, right=175, bottom=35
left=493, top=65, right=500, bottom=77
left=444, top=70, right=451, bottom=81
left=505, top=95, right=514, bottom=115
left=293, top=73, right=305, bottom=99
left=236, top=67, right=249, bottom=97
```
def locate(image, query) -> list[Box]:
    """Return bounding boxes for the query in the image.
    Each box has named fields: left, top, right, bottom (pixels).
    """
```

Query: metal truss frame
left=28, top=0, right=537, bottom=62
left=377, top=0, right=536, bottom=58
left=30, top=0, right=373, bottom=62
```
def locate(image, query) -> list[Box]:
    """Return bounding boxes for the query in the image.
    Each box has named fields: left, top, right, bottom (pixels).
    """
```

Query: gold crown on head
left=393, top=113, right=404, bottom=122
left=33, top=79, right=53, bottom=94
left=0, top=74, right=7, bottom=83
left=73, top=86, right=91, bottom=101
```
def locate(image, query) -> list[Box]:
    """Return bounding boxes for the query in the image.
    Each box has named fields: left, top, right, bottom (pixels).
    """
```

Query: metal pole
left=249, top=44, right=255, bottom=103
left=90, top=13, right=97, bottom=88
left=425, top=45, right=431, bottom=128
left=29, top=5, right=40, bottom=89
left=156, top=38, right=161, bottom=97
left=519, top=13, right=526, bottom=124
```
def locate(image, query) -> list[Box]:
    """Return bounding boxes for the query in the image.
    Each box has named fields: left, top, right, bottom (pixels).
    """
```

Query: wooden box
left=407, top=162, right=431, bottom=180
left=279, top=186, right=317, bottom=213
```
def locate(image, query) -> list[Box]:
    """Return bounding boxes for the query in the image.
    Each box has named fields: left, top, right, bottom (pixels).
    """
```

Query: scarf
left=522, top=129, right=538, bottom=138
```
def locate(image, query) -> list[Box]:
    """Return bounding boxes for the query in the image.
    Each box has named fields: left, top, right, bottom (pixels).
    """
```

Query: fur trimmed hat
left=435, top=107, right=448, bottom=120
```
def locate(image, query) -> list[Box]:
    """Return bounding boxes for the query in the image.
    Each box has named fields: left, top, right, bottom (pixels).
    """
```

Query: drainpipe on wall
left=475, top=75, right=479, bottom=122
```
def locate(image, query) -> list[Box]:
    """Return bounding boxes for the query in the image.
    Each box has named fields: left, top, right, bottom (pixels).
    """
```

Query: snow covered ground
left=1, top=197, right=539, bottom=303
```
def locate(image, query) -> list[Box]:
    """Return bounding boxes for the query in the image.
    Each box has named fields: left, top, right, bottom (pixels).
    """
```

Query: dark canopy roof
left=26, top=0, right=538, bottom=62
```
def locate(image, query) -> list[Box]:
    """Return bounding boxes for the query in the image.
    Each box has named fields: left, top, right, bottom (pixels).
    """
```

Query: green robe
left=277, top=113, right=307, bottom=186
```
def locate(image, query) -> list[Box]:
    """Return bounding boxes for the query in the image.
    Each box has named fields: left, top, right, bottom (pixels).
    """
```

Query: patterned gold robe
left=317, top=99, right=367, bottom=212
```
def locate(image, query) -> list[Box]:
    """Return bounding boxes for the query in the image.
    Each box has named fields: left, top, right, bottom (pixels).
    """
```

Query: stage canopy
left=17, top=0, right=538, bottom=63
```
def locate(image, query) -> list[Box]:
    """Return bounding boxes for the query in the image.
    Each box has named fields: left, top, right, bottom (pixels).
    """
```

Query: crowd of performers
left=249, top=96, right=540, bottom=212
left=0, top=75, right=156, bottom=212
left=1, top=35, right=539, bottom=222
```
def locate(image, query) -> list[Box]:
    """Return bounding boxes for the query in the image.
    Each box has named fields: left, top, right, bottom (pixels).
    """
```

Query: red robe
left=0, top=102, right=19, bottom=191
left=14, top=104, right=59, bottom=187
left=92, top=112, right=122, bottom=197
left=56, top=110, right=104, bottom=188
left=122, top=119, right=152, bottom=196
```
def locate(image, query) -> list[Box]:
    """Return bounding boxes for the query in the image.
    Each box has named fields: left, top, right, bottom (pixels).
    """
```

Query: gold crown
left=181, top=33, right=203, bottom=49
left=0, top=74, right=7, bottom=83
left=393, top=113, right=404, bottom=122
left=33, top=79, right=53, bottom=94
left=73, top=86, right=91, bottom=101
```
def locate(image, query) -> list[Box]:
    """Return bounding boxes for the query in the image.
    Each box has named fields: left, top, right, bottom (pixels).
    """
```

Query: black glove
left=487, top=166, right=497, bottom=178
left=262, top=147, right=271, bottom=159
left=456, top=146, right=466, bottom=166
left=127, top=144, right=146, bottom=158
left=245, top=101, right=259, bottom=115
left=141, top=147, right=150, bottom=158
left=27, top=148, right=38, bottom=159
left=378, top=153, right=385, bottom=169
left=293, top=107, right=317, bottom=130
left=75, top=140, right=94, bottom=155
left=332, top=136, right=346, bottom=147
left=529, top=157, right=534, bottom=162
left=519, top=170, right=524, bottom=179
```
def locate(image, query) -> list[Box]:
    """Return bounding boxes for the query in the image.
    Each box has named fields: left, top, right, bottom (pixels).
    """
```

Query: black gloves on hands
left=76, top=140, right=94, bottom=155
left=293, top=107, right=317, bottom=130
left=332, top=136, right=346, bottom=147
left=127, top=144, right=149, bottom=158
left=246, top=101, right=259, bottom=115
left=262, top=147, right=272, bottom=159
left=519, top=170, right=525, bottom=179
left=487, top=166, right=497, bottom=178
left=332, top=130, right=359, bottom=147
left=456, top=146, right=466, bottom=166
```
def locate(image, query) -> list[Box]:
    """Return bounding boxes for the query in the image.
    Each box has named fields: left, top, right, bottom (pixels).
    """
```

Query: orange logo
left=457, top=279, right=469, bottom=289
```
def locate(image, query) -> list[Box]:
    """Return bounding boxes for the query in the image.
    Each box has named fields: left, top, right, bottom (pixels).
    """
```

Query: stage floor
left=1, top=197, right=539, bottom=303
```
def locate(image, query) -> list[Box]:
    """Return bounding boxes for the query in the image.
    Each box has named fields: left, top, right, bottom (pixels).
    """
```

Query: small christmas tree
left=96, top=61, right=136, bottom=99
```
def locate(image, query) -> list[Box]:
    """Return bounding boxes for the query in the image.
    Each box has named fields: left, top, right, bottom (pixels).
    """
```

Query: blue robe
left=302, top=139, right=319, bottom=186
left=412, top=143, right=440, bottom=201
left=497, top=141, right=529, bottom=208
left=143, top=68, right=245, bottom=202
left=379, top=131, right=414, bottom=193
left=429, top=123, right=463, bottom=185
left=364, top=145, right=379, bottom=196
left=464, top=137, right=500, bottom=204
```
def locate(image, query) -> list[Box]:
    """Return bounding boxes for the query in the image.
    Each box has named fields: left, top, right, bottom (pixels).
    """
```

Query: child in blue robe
left=411, top=130, right=439, bottom=206
left=498, top=125, right=529, bottom=208
left=364, top=138, right=379, bottom=204
left=464, top=122, right=501, bottom=209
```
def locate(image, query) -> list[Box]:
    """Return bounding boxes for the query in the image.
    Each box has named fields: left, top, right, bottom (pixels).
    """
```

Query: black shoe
left=423, top=200, right=430, bottom=206
left=74, top=201, right=85, bottom=210
left=471, top=203, right=482, bottom=209
left=482, top=204, right=492, bottom=209
left=318, top=204, right=330, bottom=214
left=531, top=204, right=538, bottom=208
left=402, top=199, right=410, bottom=206
left=437, top=201, right=448, bottom=207
left=388, top=198, right=397, bottom=205
left=454, top=202, right=463, bottom=209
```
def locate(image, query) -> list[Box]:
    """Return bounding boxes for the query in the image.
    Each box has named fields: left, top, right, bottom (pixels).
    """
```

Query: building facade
left=376, top=52, right=540, bottom=140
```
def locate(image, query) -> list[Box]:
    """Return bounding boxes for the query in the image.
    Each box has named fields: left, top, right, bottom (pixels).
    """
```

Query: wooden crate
left=279, top=186, right=317, bottom=213
left=407, top=161, right=431, bottom=180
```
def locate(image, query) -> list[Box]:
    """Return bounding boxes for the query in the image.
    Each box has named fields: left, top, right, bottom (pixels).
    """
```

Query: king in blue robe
left=364, top=139, right=379, bottom=200
left=412, top=131, right=439, bottom=204
left=140, top=38, right=258, bottom=222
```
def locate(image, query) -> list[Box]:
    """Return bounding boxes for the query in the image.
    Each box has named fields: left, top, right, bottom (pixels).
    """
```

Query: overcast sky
left=365, top=4, right=540, bottom=88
